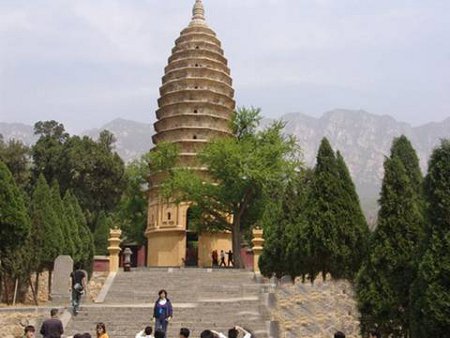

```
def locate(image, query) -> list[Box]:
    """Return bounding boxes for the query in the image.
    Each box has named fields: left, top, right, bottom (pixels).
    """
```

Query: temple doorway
left=185, top=208, right=198, bottom=266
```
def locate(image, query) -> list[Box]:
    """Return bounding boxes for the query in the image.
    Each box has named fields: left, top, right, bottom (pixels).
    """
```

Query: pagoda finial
left=190, top=0, right=206, bottom=26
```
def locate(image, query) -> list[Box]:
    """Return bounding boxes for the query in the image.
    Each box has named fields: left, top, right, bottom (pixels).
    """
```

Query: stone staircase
left=65, top=268, right=270, bottom=338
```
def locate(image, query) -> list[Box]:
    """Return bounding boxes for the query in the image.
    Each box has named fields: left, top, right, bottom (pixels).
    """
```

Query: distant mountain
left=82, top=118, right=153, bottom=162
left=272, top=110, right=450, bottom=221
left=0, top=122, right=37, bottom=145
left=1, top=111, right=449, bottom=219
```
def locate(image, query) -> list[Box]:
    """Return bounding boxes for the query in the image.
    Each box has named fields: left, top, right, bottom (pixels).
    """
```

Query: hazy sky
left=0, top=0, right=449, bottom=132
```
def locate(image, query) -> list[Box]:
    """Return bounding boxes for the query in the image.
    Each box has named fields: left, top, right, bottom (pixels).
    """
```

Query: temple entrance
left=185, top=208, right=198, bottom=266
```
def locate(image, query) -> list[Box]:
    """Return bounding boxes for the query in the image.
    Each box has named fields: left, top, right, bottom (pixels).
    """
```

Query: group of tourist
left=211, top=250, right=233, bottom=267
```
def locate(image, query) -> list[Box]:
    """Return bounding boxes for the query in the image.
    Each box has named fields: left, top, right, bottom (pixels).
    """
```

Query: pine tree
left=410, top=140, right=450, bottom=338
left=94, top=211, right=112, bottom=255
left=29, top=174, right=64, bottom=270
left=356, top=155, right=424, bottom=337
left=50, top=181, right=74, bottom=257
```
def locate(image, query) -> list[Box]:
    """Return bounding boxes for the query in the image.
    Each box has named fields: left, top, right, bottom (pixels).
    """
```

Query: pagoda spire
left=190, top=0, right=206, bottom=26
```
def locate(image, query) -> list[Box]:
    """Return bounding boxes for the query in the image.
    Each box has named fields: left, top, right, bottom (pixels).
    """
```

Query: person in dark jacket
left=40, top=309, right=63, bottom=338
left=152, top=289, right=173, bottom=338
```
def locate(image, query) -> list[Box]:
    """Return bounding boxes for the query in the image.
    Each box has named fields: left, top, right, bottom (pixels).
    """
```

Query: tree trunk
left=48, top=269, right=52, bottom=300
left=34, top=272, right=40, bottom=304
left=3, top=277, right=10, bottom=304
left=232, top=219, right=242, bottom=268
left=29, top=277, right=38, bottom=306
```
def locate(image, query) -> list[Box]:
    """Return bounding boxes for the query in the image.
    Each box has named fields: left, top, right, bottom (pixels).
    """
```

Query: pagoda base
left=146, top=228, right=232, bottom=267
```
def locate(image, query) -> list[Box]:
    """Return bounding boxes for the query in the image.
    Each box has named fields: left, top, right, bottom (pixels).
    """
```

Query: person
left=154, top=331, right=165, bottom=338
left=212, top=250, right=219, bottom=266
left=74, top=334, right=91, bottom=338
left=152, top=289, right=173, bottom=338
left=212, top=326, right=252, bottom=338
left=136, top=326, right=154, bottom=338
left=227, top=250, right=233, bottom=267
left=70, top=263, right=87, bottom=315
left=23, top=325, right=35, bottom=338
left=96, top=323, right=109, bottom=338
left=219, top=250, right=226, bottom=267
left=40, top=309, right=64, bottom=338
left=179, top=328, right=190, bottom=338
left=334, top=331, right=345, bottom=338
left=200, top=330, right=215, bottom=338
left=368, top=329, right=381, bottom=338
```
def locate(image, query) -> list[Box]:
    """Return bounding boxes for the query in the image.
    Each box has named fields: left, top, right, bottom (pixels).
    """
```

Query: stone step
left=66, top=269, right=270, bottom=337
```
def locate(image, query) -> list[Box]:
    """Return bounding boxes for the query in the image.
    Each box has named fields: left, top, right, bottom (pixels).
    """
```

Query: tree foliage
left=32, top=121, right=126, bottom=228
left=159, top=107, right=301, bottom=267
left=94, top=211, right=113, bottom=255
left=0, top=138, right=31, bottom=191
left=114, top=152, right=152, bottom=245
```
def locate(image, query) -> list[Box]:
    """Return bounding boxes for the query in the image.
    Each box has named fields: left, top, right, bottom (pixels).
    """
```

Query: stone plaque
left=51, top=255, right=73, bottom=304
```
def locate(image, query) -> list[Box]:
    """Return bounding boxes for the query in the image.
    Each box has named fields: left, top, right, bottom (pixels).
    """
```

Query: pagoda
left=146, top=0, right=235, bottom=267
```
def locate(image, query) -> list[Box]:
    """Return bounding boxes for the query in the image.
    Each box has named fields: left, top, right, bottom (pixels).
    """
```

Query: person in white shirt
left=211, top=326, right=252, bottom=338
left=135, top=326, right=154, bottom=338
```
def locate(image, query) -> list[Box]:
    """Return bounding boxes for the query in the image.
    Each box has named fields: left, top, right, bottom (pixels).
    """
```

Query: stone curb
left=94, top=272, right=116, bottom=303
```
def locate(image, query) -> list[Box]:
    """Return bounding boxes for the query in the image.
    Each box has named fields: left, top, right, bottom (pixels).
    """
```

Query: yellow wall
left=198, top=232, right=232, bottom=267
left=147, top=230, right=186, bottom=266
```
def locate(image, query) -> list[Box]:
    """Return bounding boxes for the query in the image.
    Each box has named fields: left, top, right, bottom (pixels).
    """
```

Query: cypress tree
left=390, top=135, right=423, bottom=195
left=410, top=140, right=450, bottom=338
left=356, top=155, right=424, bottom=337
left=50, top=181, right=74, bottom=257
left=258, top=202, right=286, bottom=278
left=70, top=193, right=94, bottom=275
left=0, top=160, right=32, bottom=303
left=284, top=169, right=313, bottom=281
left=0, top=160, right=31, bottom=256
left=63, top=191, right=81, bottom=263
left=334, top=151, right=370, bottom=279
left=29, top=174, right=64, bottom=270
left=303, top=138, right=340, bottom=280
left=94, top=211, right=112, bottom=255
left=302, top=138, right=368, bottom=281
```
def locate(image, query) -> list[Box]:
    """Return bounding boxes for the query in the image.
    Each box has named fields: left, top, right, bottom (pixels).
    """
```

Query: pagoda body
left=146, top=0, right=235, bottom=267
